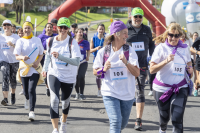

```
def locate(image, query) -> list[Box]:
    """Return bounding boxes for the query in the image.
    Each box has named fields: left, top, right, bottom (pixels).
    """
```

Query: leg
left=79, top=62, right=88, bottom=95
left=96, top=75, right=101, bottom=90
left=170, top=87, right=188, bottom=133
left=21, top=77, right=30, bottom=100
left=47, top=74, right=61, bottom=130
left=149, top=73, right=156, bottom=91
left=120, top=99, right=134, bottom=130
left=75, top=75, right=80, bottom=94
left=103, top=96, right=122, bottom=133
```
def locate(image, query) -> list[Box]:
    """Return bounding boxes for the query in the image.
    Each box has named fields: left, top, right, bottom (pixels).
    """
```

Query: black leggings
left=21, top=73, right=39, bottom=111
left=75, top=62, right=88, bottom=94
left=47, top=74, right=74, bottom=119
left=149, top=72, right=156, bottom=91
left=40, top=58, right=48, bottom=85
left=153, top=87, right=188, bottom=133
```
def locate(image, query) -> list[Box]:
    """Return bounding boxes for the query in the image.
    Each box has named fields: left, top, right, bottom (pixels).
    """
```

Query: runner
left=38, top=23, right=57, bottom=97
left=74, top=28, right=90, bottom=100
left=150, top=23, right=193, bottom=133
left=90, top=24, right=105, bottom=97
left=17, top=28, right=24, bottom=38
left=70, top=23, right=78, bottom=38
left=42, top=17, right=81, bottom=133
left=11, top=24, right=16, bottom=34
left=42, top=18, right=58, bottom=34
left=14, top=21, right=44, bottom=121
left=93, top=21, right=140, bottom=133
left=0, top=19, right=20, bottom=106
left=126, top=7, right=155, bottom=131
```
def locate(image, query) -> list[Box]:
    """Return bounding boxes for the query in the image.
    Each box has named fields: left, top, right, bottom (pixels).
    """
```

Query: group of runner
left=0, top=7, right=199, bottom=133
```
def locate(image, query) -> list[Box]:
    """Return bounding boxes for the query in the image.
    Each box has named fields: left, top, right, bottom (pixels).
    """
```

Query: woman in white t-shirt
left=93, top=21, right=140, bottom=133
left=14, top=22, right=44, bottom=121
left=42, top=17, right=81, bottom=133
left=0, top=19, right=20, bottom=106
left=150, top=23, right=193, bottom=133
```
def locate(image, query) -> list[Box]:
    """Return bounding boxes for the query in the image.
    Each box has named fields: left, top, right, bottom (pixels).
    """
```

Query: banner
left=0, top=0, right=13, bottom=4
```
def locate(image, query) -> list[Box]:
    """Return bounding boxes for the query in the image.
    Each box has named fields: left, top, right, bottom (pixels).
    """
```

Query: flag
left=0, top=0, right=13, bottom=4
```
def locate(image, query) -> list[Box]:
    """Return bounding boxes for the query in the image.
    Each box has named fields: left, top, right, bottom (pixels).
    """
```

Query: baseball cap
left=110, top=21, right=127, bottom=35
left=51, top=18, right=58, bottom=24
left=2, top=19, right=12, bottom=25
left=71, top=23, right=78, bottom=28
left=131, top=7, right=144, bottom=16
left=57, top=17, right=71, bottom=28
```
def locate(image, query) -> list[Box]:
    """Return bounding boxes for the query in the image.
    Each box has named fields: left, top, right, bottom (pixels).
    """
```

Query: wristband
left=125, top=61, right=129, bottom=66
left=97, top=67, right=106, bottom=79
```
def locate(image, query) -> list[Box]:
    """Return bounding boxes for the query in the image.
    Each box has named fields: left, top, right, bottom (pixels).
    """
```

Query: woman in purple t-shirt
left=74, top=28, right=90, bottom=100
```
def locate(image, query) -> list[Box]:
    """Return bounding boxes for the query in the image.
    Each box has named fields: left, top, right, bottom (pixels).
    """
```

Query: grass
left=5, top=11, right=128, bottom=31
left=0, top=14, right=20, bottom=26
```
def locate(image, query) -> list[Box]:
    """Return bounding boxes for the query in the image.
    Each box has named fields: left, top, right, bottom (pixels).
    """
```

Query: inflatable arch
left=48, top=0, right=166, bottom=36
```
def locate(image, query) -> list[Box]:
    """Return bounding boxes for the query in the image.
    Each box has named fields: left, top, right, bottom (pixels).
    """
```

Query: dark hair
left=51, top=18, right=58, bottom=24
left=103, top=35, right=115, bottom=46
left=74, top=28, right=83, bottom=39
left=17, top=28, right=23, bottom=34
left=45, top=23, right=53, bottom=28
left=97, top=23, right=105, bottom=30
left=12, top=24, right=16, bottom=28
left=193, top=32, right=199, bottom=36
left=170, top=21, right=176, bottom=24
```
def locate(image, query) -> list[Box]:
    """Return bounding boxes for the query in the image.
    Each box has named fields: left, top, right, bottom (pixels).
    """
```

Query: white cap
left=2, top=20, right=12, bottom=25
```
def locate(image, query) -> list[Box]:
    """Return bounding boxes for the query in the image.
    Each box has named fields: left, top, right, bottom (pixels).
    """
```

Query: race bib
left=55, top=52, right=70, bottom=65
left=110, top=67, right=128, bottom=80
left=1, top=42, right=10, bottom=49
left=172, top=56, right=185, bottom=76
left=132, top=42, right=145, bottom=51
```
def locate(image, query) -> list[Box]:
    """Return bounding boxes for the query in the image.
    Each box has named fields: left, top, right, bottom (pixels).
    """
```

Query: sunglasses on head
left=3, top=24, right=11, bottom=26
left=168, top=33, right=180, bottom=38
left=134, top=15, right=143, bottom=19
left=57, top=26, right=68, bottom=30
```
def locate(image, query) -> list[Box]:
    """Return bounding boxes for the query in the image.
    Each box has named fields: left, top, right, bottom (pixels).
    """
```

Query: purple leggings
left=96, top=75, right=101, bottom=89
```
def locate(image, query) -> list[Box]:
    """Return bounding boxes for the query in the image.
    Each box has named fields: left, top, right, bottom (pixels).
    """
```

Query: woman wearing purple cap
left=150, top=23, right=193, bottom=133
left=93, top=21, right=140, bottom=133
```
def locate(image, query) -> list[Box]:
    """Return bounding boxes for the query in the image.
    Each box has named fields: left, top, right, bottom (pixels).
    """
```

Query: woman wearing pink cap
left=93, top=21, right=140, bottom=133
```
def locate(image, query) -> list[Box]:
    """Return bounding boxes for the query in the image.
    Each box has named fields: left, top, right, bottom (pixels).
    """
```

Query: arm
left=187, top=61, right=193, bottom=78
left=57, top=54, right=80, bottom=66
left=190, top=47, right=200, bottom=55
left=126, top=62, right=140, bottom=77
left=90, top=37, right=100, bottom=53
left=15, top=54, right=30, bottom=61
left=86, top=49, right=90, bottom=61
left=42, top=54, right=51, bottom=72
left=150, top=60, right=168, bottom=74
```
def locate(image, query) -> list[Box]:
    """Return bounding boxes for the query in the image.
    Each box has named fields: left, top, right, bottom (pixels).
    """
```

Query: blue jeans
left=103, top=96, right=134, bottom=133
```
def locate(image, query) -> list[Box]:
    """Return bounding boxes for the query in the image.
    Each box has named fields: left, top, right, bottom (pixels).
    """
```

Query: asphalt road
left=0, top=31, right=200, bottom=133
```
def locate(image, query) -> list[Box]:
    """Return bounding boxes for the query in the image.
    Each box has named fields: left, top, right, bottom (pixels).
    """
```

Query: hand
left=86, top=56, right=89, bottom=61
left=44, top=50, right=47, bottom=54
left=166, top=54, right=175, bottom=63
left=32, top=61, right=39, bottom=68
left=51, top=52, right=59, bottom=58
left=42, top=71, right=47, bottom=77
left=7, top=41, right=14, bottom=47
left=187, top=66, right=193, bottom=74
left=96, top=46, right=101, bottom=50
left=23, top=56, right=30, bottom=61
left=103, top=61, right=111, bottom=72
left=119, top=54, right=127, bottom=65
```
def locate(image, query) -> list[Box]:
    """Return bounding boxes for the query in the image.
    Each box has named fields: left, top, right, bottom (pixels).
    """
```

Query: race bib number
left=110, top=67, right=128, bottom=80
left=1, top=42, right=10, bottom=49
left=172, top=56, right=185, bottom=76
left=132, top=42, right=145, bottom=51
left=55, top=52, right=70, bottom=65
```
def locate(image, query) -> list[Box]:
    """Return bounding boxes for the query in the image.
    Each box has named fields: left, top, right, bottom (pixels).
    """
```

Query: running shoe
left=19, top=89, right=24, bottom=95
left=97, top=90, right=102, bottom=97
left=74, top=93, right=80, bottom=100
left=1, top=98, right=8, bottom=106
left=52, top=128, right=59, bottom=133
left=24, top=99, right=29, bottom=110
left=29, top=112, right=35, bottom=121
left=134, top=118, right=143, bottom=131
left=159, top=128, right=166, bottom=133
left=148, top=91, right=153, bottom=96
left=145, top=80, right=149, bottom=84
left=10, top=93, right=16, bottom=105
left=46, top=88, right=50, bottom=97
left=193, top=90, right=198, bottom=97
left=59, top=116, right=67, bottom=133
left=80, top=94, right=86, bottom=100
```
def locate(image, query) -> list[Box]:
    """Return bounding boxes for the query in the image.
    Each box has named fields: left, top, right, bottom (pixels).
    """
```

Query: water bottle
left=185, top=0, right=200, bottom=35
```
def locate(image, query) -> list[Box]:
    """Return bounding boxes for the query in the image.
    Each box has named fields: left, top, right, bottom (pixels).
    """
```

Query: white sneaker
left=97, top=90, right=102, bottom=97
left=74, top=93, right=80, bottom=100
left=24, top=99, right=29, bottom=110
left=59, top=116, right=67, bottom=133
left=52, top=128, right=59, bottom=133
left=29, top=112, right=35, bottom=121
left=19, top=89, right=24, bottom=95
left=148, top=91, right=153, bottom=96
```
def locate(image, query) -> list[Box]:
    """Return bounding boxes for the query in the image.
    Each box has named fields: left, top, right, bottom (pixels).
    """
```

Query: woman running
left=14, top=21, right=44, bottom=121
left=74, top=28, right=90, bottom=100
left=90, top=24, right=105, bottom=97
left=38, top=23, right=57, bottom=97
left=42, top=17, right=81, bottom=133
left=150, top=23, right=193, bottom=133
left=93, top=21, right=140, bottom=133
left=0, top=19, right=20, bottom=105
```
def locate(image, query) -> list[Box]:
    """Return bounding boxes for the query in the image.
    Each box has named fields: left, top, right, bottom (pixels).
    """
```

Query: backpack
left=48, top=36, right=73, bottom=67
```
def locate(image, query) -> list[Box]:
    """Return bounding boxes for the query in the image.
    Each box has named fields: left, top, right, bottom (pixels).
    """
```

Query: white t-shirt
left=0, top=35, right=9, bottom=62
left=46, top=35, right=81, bottom=84
left=14, top=37, right=44, bottom=77
left=151, top=43, right=191, bottom=93
left=93, top=45, right=139, bottom=100
left=0, top=34, right=20, bottom=63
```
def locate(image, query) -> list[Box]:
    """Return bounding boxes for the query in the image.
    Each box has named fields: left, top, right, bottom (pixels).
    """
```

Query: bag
left=195, top=57, right=200, bottom=71
left=48, top=36, right=73, bottom=67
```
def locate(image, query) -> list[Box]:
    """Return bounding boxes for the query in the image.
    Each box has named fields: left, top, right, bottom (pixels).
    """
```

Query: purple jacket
left=37, top=33, right=57, bottom=50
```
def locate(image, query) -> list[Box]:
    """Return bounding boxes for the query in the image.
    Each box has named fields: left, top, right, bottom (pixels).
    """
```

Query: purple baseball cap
left=110, top=21, right=127, bottom=35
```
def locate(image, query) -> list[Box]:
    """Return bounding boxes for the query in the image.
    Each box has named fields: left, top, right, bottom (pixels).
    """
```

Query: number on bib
left=132, top=42, right=145, bottom=51
left=110, top=67, right=128, bottom=80
left=1, top=42, right=10, bottom=49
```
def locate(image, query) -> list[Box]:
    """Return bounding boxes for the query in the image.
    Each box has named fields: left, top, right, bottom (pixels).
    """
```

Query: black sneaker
left=79, top=94, right=86, bottom=100
left=11, top=93, right=16, bottom=105
left=46, top=89, right=50, bottom=97
left=134, top=118, right=143, bottom=131
left=1, top=98, right=8, bottom=106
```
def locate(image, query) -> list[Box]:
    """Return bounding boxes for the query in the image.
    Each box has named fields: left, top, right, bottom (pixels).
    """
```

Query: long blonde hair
left=154, top=23, right=183, bottom=44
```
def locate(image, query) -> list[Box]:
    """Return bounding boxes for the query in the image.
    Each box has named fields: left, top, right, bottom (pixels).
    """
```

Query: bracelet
left=125, top=61, right=129, bottom=66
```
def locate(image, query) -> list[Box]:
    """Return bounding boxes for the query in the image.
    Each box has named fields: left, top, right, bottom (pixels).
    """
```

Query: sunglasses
left=168, top=33, right=180, bottom=38
left=134, top=15, right=143, bottom=19
left=57, top=26, right=68, bottom=30
left=3, top=24, right=11, bottom=26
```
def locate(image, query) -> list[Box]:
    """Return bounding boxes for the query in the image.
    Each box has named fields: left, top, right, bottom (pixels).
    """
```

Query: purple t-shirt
left=37, top=33, right=57, bottom=50
left=78, top=39, right=90, bottom=61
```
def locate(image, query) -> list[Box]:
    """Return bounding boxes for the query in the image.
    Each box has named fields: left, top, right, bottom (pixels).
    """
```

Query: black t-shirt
left=192, top=37, right=200, bottom=51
